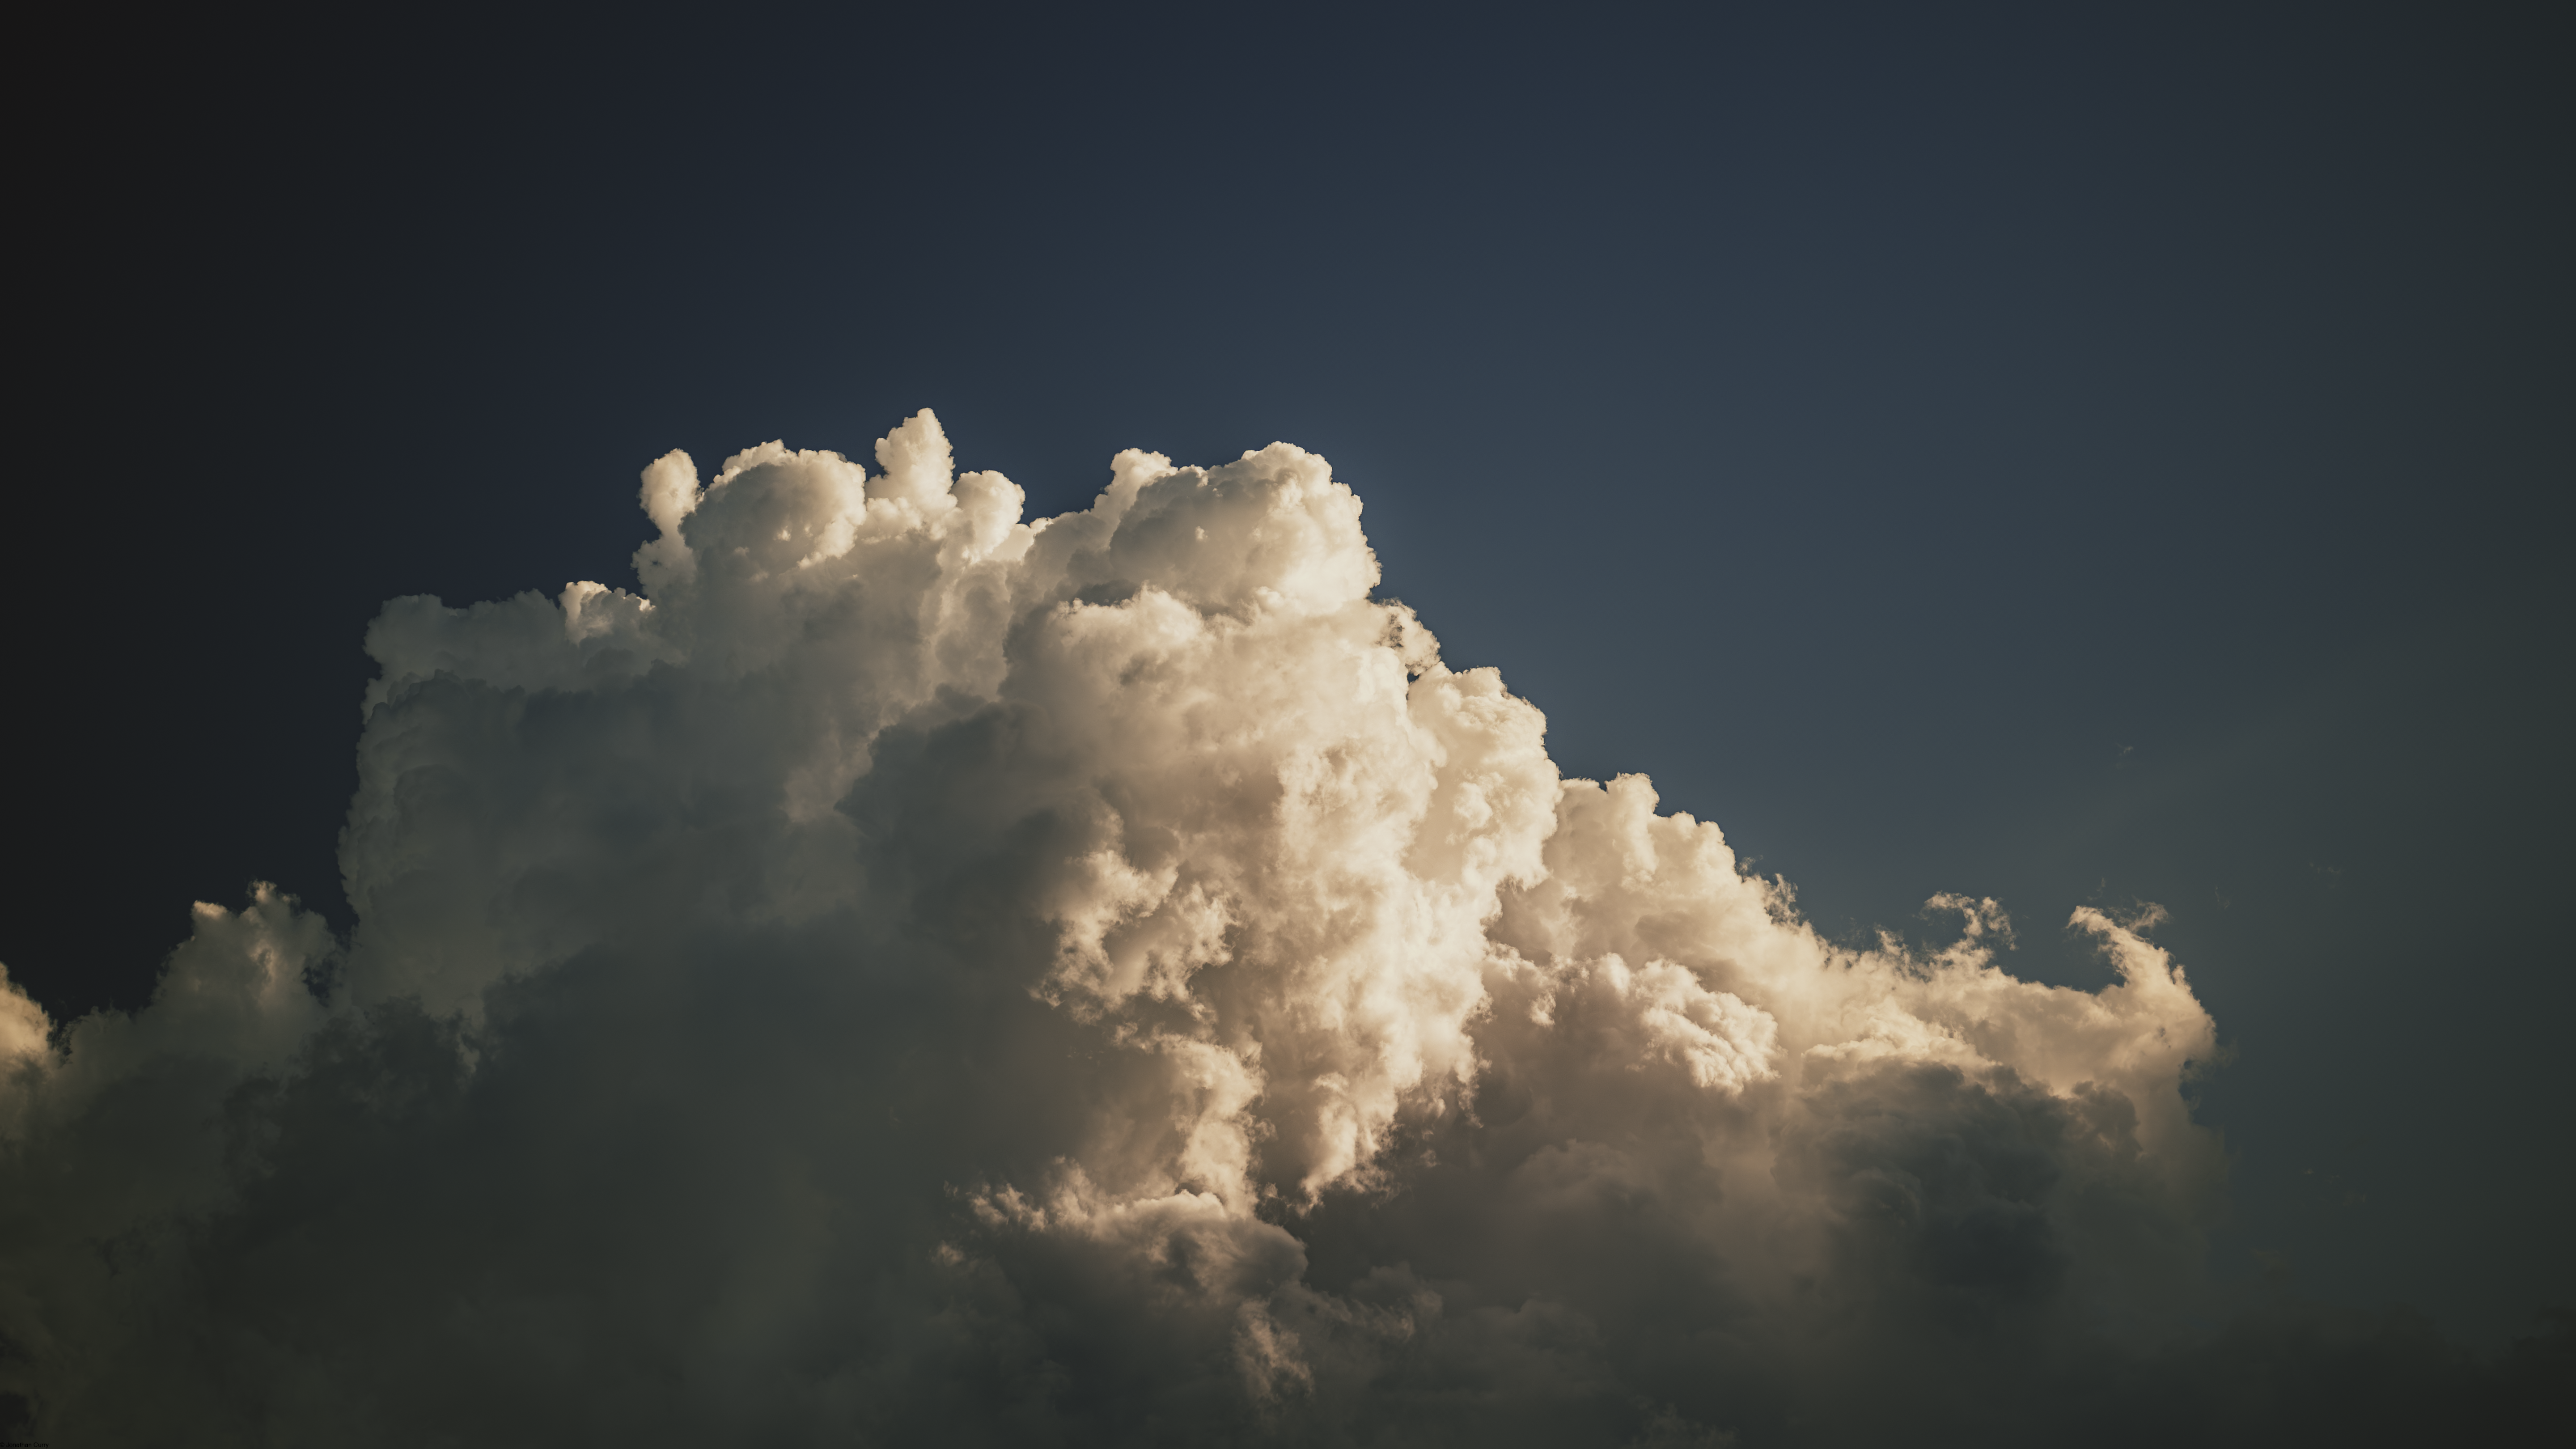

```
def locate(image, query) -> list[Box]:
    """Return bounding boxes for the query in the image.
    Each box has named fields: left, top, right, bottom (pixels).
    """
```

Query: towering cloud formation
left=0, top=414, right=2276, bottom=1443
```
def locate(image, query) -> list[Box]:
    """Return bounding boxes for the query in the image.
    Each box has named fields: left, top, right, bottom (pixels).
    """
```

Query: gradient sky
left=12, top=0, right=2569, bottom=1367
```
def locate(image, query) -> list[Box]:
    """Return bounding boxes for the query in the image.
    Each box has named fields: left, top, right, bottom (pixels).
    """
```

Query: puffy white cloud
left=6, top=409, right=2491, bottom=1445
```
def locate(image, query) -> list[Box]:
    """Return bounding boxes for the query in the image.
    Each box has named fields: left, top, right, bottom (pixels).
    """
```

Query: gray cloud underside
left=0, top=415, right=2557, bottom=1445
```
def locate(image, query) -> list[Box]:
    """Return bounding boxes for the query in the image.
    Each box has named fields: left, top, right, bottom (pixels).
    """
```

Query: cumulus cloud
left=0, top=412, right=2552, bottom=1444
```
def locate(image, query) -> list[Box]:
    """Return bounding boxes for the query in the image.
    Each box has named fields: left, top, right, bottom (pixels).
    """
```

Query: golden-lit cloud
left=0, top=411, right=2432, bottom=1445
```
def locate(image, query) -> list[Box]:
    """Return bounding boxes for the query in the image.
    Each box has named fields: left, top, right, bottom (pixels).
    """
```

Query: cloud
left=0, top=411, right=2551, bottom=1444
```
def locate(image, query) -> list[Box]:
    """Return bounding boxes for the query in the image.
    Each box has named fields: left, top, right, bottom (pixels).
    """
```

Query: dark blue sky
left=13, top=0, right=2568, bottom=1347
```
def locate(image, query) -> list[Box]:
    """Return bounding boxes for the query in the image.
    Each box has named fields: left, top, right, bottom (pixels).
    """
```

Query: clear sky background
left=12, top=1, right=2568, bottom=1349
